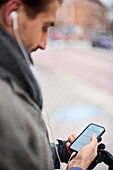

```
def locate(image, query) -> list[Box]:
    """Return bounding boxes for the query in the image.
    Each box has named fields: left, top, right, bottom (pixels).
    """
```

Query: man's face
left=17, top=1, right=58, bottom=52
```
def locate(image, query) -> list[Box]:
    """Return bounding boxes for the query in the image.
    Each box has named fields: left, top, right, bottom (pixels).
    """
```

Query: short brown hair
left=0, top=0, right=63, bottom=18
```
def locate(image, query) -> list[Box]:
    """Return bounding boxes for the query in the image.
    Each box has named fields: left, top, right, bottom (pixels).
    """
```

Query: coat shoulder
left=0, top=78, right=20, bottom=108
left=0, top=78, right=29, bottom=121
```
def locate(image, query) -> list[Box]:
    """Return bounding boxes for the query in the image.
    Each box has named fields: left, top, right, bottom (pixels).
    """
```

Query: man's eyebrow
left=44, top=22, right=55, bottom=27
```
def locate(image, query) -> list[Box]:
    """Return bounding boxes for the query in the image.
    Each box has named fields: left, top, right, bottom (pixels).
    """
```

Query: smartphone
left=69, top=123, right=105, bottom=152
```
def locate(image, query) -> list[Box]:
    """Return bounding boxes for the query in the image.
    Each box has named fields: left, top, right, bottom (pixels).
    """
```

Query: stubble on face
left=18, top=0, right=58, bottom=53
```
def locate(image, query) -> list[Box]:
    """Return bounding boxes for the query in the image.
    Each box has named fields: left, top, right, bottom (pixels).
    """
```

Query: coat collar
left=0, top=25, right=43, bottom=110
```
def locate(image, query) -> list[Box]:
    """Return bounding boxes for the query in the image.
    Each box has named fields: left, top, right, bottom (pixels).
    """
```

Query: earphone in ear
left=10, top=11, right=17, bottom=19
left=10, top=11, right=18, bottom=31
left=10, top=10, right=38, bottom=80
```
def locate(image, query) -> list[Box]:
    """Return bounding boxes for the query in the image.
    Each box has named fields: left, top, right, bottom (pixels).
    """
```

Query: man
left=0, top=0, right=97, bottom=169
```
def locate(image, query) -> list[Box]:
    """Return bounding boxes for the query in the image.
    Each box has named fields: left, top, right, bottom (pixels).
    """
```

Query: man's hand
left=66, top=134, right=77, bottom=155
left=67, top=134, right=98, bottom=170
left=56, top=134, right=77, bottom=164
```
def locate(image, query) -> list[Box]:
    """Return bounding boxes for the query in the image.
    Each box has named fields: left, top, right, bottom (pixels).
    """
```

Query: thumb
left=91, top=134, right=97, bottom=140
left=90, top=134, right=98, bottom=146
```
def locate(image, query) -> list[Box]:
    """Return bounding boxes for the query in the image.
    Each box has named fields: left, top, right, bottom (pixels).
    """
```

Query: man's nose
left=38, top=32, right=48, bottom=50
left=38, top=41, right=47, bottom=50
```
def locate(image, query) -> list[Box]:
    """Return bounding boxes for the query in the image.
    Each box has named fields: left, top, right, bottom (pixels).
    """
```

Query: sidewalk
left=32, top=41, right=113, bottom=170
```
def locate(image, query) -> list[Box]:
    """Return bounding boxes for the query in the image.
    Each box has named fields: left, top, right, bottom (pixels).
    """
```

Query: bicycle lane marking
left=53, top=105, right=101, bottom=123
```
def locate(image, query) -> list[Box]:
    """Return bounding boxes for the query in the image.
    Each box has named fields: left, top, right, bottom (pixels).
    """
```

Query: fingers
left=66, top=142, right=73, bottom=155
left=90, top=134, right=98, bottom=151
left=89, top=134, right=98, bottom=157
left=91, top=133, right=97, bottom=139
left=66, top=134, right=77, bottom=155
left=68, top=134, right=77, bottom=143
left=66, top=142, right=70, bottom=148
left=90, top=134, right=98, bottom=145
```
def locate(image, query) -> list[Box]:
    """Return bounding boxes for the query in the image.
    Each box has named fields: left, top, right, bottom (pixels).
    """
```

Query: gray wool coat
left=0, top=25, right=54, bottom=170
left=0, top=77, right=54, bottom=170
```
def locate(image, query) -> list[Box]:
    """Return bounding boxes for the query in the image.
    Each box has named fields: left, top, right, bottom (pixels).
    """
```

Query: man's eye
left=43, top=27, right=48, bottom=32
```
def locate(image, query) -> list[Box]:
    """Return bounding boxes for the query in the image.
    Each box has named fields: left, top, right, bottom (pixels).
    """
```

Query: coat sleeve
left=51, top=143, right=60, bottom=169
left=0, top=80, right=54, bottom=170
left=0, top=105, right=40, bottom=170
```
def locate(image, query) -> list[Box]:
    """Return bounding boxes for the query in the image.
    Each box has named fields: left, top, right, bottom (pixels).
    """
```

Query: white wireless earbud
left=10, top=11, right=17, bottom=19
left=10, top=11, right=18, bottom=30
left=10, top=10, right=38, bottom=80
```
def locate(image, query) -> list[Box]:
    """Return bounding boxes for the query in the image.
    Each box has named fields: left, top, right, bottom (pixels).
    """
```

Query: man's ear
left=3, top=0, right=22, bottom=26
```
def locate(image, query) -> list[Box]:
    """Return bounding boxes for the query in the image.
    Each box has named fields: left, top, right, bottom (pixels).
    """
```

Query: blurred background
left=32, top=0, right=113, bottom=169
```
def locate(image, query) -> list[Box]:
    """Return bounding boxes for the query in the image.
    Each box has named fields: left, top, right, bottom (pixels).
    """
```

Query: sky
left=100, top=0, right=113, bottom=7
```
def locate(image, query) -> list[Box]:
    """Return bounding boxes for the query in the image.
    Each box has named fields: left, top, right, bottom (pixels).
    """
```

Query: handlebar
left=88, top=144, right=113, bottom=170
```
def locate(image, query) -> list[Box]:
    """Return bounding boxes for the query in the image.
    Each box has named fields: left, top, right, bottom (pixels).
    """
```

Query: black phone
left=69, top=123, right=105, bottom=152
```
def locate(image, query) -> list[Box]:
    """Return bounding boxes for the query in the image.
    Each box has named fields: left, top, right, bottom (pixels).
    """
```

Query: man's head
left=0, top=0, right=62, bottom=52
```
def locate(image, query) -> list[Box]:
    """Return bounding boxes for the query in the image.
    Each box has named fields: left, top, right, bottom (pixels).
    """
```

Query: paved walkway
left=32, top=40, right=113, bottom=170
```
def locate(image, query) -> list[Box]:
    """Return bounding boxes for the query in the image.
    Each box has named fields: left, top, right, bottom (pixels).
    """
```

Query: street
left=32, top=40, right=113, bottom=170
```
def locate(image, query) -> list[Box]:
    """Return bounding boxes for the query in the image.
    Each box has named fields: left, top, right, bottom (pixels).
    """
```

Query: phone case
left=69, top=123, right=105, bottom=152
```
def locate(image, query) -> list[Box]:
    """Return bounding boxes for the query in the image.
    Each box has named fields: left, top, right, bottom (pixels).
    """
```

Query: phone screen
left=69, top=123, right=105, bottom=152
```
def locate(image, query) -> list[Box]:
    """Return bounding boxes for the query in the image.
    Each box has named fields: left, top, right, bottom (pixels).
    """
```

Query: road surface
left=32, top=40, right=113, bottom=170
